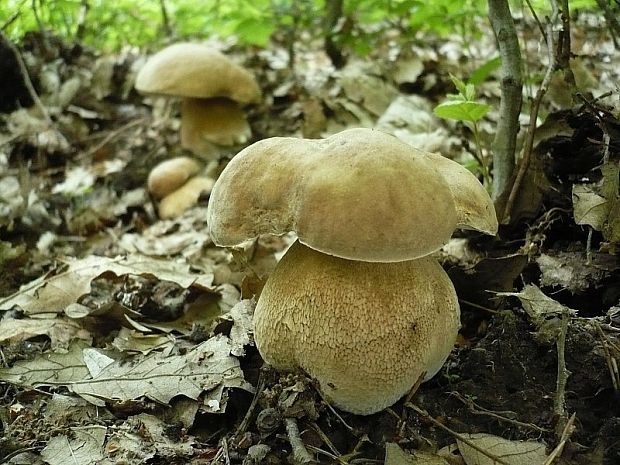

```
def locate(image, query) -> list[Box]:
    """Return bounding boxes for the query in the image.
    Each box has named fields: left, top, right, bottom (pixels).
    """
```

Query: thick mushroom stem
left=254, top=241, right=460, bottom=415
left=181, top=97, right=252, bottom=156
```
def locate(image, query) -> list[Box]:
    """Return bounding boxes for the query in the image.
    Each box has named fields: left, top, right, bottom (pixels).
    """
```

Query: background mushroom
left=135, top=43, right=260, bottom=218
left=135, top=42, right=261, bottom=159
left=207, top=128, right=498, bottom=414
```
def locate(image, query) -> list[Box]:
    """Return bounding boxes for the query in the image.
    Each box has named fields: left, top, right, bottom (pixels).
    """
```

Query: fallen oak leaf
left=0, top=254, right=214, bottom=315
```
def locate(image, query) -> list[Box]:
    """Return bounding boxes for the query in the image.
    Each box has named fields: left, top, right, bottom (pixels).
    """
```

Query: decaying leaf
left=457, top=433, right=547, bottom=465
left=51, top=165, right=95, bottom=195
left=385, top=443, right=449, bottom=465
left=228, top=300, right=255, bottom=357
left=71, top=334, right=250, bottom=406
left=112, top=327, right=175, bottom=354
left=0, top=316, right=91, bottom=347
left=0, top=340, right=90, bottom=387
left=41, top=425, right=107, bottom=465
left=573, top=162, right=620, bottom=242
left=536, top=250, right=618, bottom=293
left=498, top=284, right=577, bottom=342
left=0, top=254, right=214, bottom=315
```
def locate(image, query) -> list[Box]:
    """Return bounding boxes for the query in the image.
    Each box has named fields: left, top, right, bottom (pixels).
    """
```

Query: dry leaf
left=385, top=443, right=450, bottom=465
left=41, top=426, right=107, bottom=465
left=0, top=341, right=90, bottom=386
left=498, top=284, right=577, bottom=342
left=0, top=254, right=214, bottom=315
left=457, top=433, right=547, bottom=465
left=71, top=334, right=249, bottom=406
left=0, top=317, right=91, bottom=346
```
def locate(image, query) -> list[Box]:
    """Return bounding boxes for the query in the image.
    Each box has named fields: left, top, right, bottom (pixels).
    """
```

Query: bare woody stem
left=488, top=0, right=523, bottom=203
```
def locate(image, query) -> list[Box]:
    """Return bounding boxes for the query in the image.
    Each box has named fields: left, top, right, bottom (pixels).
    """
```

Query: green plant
left=433, top=75, right=491, bottom=185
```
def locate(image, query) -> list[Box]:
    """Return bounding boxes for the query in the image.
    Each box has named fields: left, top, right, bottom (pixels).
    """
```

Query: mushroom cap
left=147, top=156, right=203, bottom=199
left=181, top=97, right=252, bottom=156
left=134, top=43, right=261, bottom=103
left=423, top=152, right=498, bottom=235
left=158, top=175, right=214, bottom=219
left=208, top=128, right=461, bottom=262
left=254, top=240, right=460, bottom=415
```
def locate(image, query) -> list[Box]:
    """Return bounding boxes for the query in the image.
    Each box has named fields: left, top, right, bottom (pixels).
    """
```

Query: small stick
left=309, top=421, right=341, bottom=456
left=595, top=322, right=620, bottom=391
left=82, top=118, right=146, bottom=158
left=459, top=299, right=500, bottom=314
left=542, top=412, right=576, bottom=465
left=285, top=417, right=316, bottom=464
left=406, top=403, right=512, bottom=465
left=450, top=391, right=549, bottom=432
left=232, top=368, right=266, bottom=443
left=554, top=309, right=571, bottom=439
left=503, top=19, right=556, bottom=222
left=323, top=398, right=355, bottom=433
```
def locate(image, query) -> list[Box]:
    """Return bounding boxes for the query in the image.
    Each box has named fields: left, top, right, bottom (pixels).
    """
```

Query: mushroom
left=147, top=156, right=214, bottom=219
left=207, top=128, right=497, bottom=414
left=135, top=42, right=261, bottom=159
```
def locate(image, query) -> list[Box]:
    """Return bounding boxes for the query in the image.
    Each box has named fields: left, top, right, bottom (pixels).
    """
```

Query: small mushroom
left=147, top=157, right=213, bottom=219
left=158, top=176, right=214, bottom=220
left=207, top=128, right=497, bottom=414
left=147, top=156, right=202, bottom=199
left=135, top=43, right=261, bottom=159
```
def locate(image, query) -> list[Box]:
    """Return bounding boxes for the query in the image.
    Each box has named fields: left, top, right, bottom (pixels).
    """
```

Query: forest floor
left=1, top=12, right=620, bottom=465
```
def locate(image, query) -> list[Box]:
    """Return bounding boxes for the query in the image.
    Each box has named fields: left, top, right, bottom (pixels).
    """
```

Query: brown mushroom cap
left=134, top=43, right=261, bottom=103
left=147, top=156, right=202, bottom=199
left=208, top=128, right=460, bottom=262
left=254, top=240, right=460, bottom=415
left=181, top=97, right=252, bottom=152
left=422, top=151, right=498, bottom=235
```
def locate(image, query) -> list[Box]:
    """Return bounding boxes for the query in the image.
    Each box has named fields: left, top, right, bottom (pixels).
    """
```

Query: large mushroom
left=135, top=42, right=261, bottom=159
left=207, top=128, right=497, bottom=414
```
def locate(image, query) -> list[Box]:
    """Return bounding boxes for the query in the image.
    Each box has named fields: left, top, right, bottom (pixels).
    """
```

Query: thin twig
left=595, top=322, right=620, bottom=392
left=323, top=398, right=355, bottom=433
left=232, top=368, right=266, bottom=443
left=285, top=417, right=316, bottom=464
left=305, top=445, right=348, bottom=465
left=542, top=413, right=577, bottom=465
left=450, top=391, right=549, bottom=432
left=553, top=309, right=571, bottom=440
left=82, top=118, right=146, bottom=159
left=459, top=299, right=500, bottom=314
left=406, top=403, right=512, bottom=465
left=309, top=421, right=341, bottom=457
left=0, top=446, right=42, bottom=464
left=503, top=19, right=556, bottom=222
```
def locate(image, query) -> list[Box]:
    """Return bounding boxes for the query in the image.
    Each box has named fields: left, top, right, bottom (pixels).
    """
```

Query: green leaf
left=433, top=100, right=490, bottom=122
left=449, top=74, right=468, bottom=96
left=232, top=17, right=275, bottom=47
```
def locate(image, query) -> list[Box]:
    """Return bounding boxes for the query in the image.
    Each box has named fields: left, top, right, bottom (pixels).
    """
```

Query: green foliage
left=0, top=0, right=599, bottom=52
left=434, top=75, right=490, bottom=123
left=434, top=75, right=491, bottom=182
